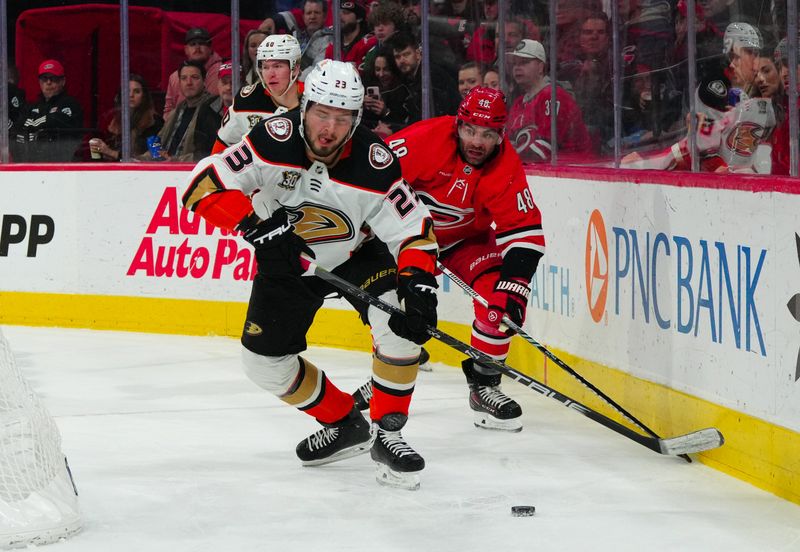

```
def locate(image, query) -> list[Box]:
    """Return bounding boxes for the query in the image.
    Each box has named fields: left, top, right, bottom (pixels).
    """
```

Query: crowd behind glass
left=3, top=0, right=799, bottom=176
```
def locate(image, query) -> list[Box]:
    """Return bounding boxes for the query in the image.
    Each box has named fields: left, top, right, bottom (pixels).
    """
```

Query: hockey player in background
left=211, top=34, right=304, bottom=153
left=183, top=60, right=438, bottom=490
left=353, top=87, right=546, bottom=432
left=621, top=73, right=776, bottom=173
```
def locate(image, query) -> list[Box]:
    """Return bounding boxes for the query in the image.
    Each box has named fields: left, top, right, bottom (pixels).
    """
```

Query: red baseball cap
left=38, top=59, right=65, bottom=78
left=218, top=61, right=233, bottom=79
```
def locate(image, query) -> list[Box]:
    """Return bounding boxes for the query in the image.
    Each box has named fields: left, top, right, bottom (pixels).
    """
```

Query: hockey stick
left=308, top=261, right=724, bottom=457
left=437, top=262, right=692, bottom=463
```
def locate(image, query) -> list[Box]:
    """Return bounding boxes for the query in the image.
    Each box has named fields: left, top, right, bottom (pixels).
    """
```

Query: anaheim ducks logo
left=725, top=122, right=764, bottom=157
left=266, top=117, right=292, bottom=141
left=244, top=321, right=263, bottom=336
left=287, top=202, right=355, bottom=244
left=369, top=143, right=393, bottom=169
left=415, top=191, right=474, bottom=230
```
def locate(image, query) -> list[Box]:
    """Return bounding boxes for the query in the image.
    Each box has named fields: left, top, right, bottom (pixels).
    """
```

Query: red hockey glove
left=389, top=268, right=439, bottom=345
left=487, top=277, right=530, bottom=333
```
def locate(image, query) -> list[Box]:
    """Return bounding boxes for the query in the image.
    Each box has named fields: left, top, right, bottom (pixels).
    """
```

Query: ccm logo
left=1, top=215, right=55, bottom=257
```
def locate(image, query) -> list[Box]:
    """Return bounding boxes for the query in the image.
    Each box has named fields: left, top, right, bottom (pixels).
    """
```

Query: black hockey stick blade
left=437, top=262, right=694, bottom=463
left=308, top=261, right=725, bottom=457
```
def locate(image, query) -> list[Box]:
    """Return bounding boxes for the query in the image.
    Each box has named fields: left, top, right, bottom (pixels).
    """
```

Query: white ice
left=3, top=325, right=800, bottom=552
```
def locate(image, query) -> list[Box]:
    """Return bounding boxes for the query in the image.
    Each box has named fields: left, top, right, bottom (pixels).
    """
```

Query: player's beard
left=307, top=130, right=349, bottom=159
left=459, top=141, right=492, bottom=166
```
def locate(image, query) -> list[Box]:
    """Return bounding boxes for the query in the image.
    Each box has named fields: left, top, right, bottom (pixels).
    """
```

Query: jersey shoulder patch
left=368, top=142, right=393, bottom=169
left=246, top=110, right=305, bottom=165
left=265, top=116, right=293, bottom=142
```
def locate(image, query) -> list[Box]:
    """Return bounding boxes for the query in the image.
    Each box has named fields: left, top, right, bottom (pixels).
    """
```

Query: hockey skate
left=353, top=379, right=373, bottom=411
left=370, top=413, right=425, bottom=490
left=417, top=347, right=432, bottom=372
left=296, top=406, right=371, bottom=466
left=463, top=359, right=522, bottom=432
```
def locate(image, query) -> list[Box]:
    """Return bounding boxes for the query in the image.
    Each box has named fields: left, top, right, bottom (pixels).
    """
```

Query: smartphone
left=366, top=86, right=380, bottom=98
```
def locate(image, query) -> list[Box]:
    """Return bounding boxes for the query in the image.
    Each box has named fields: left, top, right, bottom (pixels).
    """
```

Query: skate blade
left=301, top=441, right=371, bottom=467
left=374, top=462, right=421, bottom=491
left=473, top=411, right=523, bottom=433
left=418, top=360, right=433, bottom=372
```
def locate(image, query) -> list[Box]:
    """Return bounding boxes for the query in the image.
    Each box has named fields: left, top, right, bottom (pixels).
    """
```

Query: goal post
left=0, top=328, right=81, bottom=549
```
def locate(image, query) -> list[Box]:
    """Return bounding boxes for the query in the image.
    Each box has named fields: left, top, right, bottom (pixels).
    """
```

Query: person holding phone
left=362, top=46, right=411, bottom=136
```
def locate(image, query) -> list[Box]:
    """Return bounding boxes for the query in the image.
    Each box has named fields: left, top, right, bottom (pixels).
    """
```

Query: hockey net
left=0, top=328, right=81, bottom=549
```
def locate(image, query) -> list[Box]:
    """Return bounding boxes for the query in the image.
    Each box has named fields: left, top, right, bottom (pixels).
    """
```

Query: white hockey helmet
left=723, top=22, right=762, bottom=55
left=300, top=59, right=365, bottom=144
left=257, top=34, right=302, bottom=94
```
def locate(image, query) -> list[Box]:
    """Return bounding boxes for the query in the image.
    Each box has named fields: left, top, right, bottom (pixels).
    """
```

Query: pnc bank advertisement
left=527, top=174, right=800, bottom=433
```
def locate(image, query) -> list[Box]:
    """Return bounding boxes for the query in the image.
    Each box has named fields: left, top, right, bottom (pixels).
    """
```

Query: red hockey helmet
left=457, top=86, right=507, bottom=130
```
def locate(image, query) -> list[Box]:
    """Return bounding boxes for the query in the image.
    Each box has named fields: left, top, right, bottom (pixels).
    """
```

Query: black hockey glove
left=389, top=268, right=439, bottom=345
left=239, top=208, right=314, bottom=277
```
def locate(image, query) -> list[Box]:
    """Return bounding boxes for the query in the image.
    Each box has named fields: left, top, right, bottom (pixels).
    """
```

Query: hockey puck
left=511, top=505, right=535, bottom=517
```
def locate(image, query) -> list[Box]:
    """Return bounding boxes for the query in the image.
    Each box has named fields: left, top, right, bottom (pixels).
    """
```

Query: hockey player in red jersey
left=183, top=60, right=438, bottom=490
left=211, top=34, right=304, bottom=154
left=353, top=87, right=546, bottom=432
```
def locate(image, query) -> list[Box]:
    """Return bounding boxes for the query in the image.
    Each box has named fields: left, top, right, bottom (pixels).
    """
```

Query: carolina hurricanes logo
left=287, top=202, right=355, bottom=244
left=240, top=84, right=257, bottom=97
left=266, top=117, right=292, bottom=141
left=369, top=143, right=393, bottom=169
left=415, top=192, right=474, bottom=230
left=725, top=122, right=764, bottom=157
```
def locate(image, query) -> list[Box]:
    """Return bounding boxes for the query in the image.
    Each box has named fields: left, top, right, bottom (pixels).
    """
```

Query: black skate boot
left=370, top=413, right=425, bottom=490
left=417, top=347, right=432, bottom=372
left=462, top=359, right=522, bottom=432
left=296, top=406, right=371, bottom=466
left=353, top=379, right=373, bottom=411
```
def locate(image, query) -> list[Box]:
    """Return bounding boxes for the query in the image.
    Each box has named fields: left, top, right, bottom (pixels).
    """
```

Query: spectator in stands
left=297, top=0, right=326, bottom=50
left=387, top=32, right=461, bottom=123
left=555, top=0, right=602, bottom=77
left=242, top=29, right=269, bottom=86
left=438, top=0, right=480, bottom=22
left=11, top=59, right=83, bottom=162
left=363, top=1, right=407, bottom=69
left=144, top=61, right=220, bottom=162
left=505, top=40, right=592, bottom=163
left=482, top=66, right=500, bottom=90
left=770, top=36, right=799, bottom=175
left=205, top=60, right=234, bottom=118
left=299, top=0, right=334, bottom=79
left=324, top=0, right=377, bottom=72
left=87, top=74, right=164, bottom=161
left=466, top=0, right=499, bottom=65
left=7, top=65, right=25, bottom=132
left=457, top=62, right=482, bottom=98
left=560, top=12, right=613, bottom=151
left=724, top=22, right=762, bottom=100
left=163, top=27, right=222, bottom=118
left=755, top=54, right=782, bottom=100
left=362, top=46, right=411, bottom=136
left=400, top=0, right=422, bottom=28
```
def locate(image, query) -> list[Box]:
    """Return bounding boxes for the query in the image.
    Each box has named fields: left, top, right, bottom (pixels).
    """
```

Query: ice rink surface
left=3, top=325, right=800, bottom=552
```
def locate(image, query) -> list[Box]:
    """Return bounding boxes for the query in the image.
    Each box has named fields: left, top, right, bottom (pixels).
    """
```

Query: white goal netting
left=0, top=328, right=81, bottom=549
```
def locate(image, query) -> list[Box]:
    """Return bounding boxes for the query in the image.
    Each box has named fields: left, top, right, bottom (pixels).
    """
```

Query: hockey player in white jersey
left=622, top=76, right=776, bottom=173
left=183, top=60, right=438, bottom=490
left=211, top=34, right=303, bottom=154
